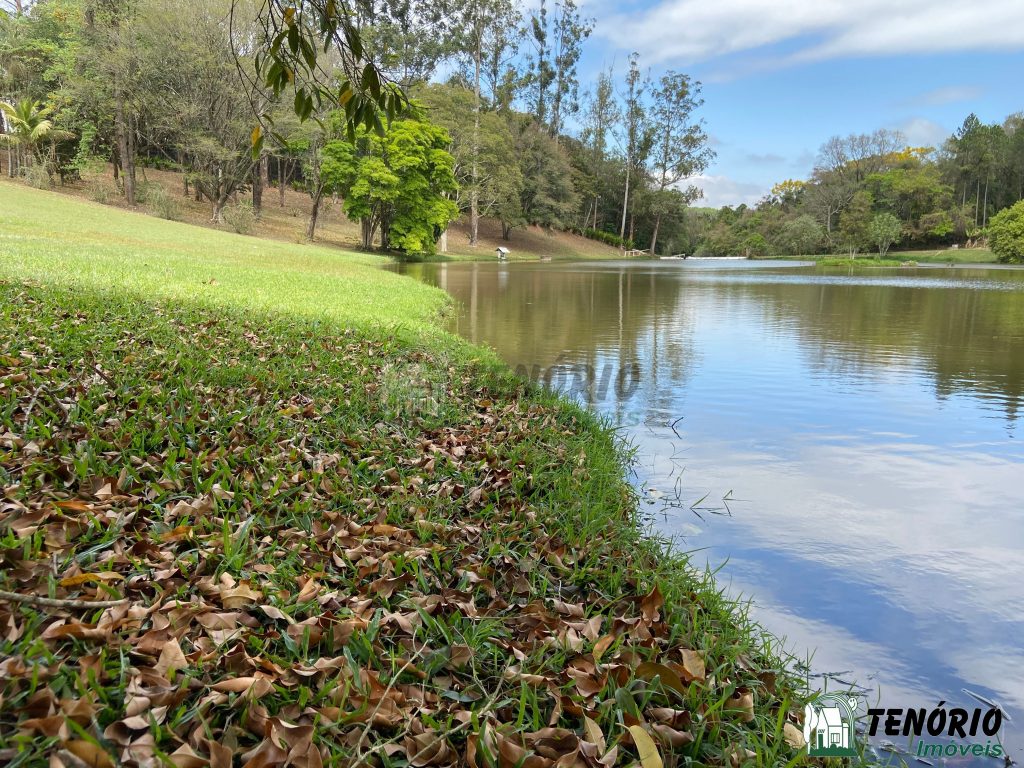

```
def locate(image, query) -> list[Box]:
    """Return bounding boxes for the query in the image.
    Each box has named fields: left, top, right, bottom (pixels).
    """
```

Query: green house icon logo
left=804, top=693, right=859, bottom=757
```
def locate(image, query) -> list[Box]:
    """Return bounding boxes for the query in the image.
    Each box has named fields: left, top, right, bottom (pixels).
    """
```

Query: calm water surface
left=399, top=260, right=1024, bottom=762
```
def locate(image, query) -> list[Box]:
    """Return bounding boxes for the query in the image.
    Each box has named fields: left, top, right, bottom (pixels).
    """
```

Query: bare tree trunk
left=257, top=155, right=269, bottom=212
left=649, top=214, right=661, bottom=257
left=502, top=221, right=512, bottom=240
left=213, top=196, right=227, bottom=223
left=306, top=184, right=324, bottom=241
left=380, top=213, right=391, bottom=251
left=179, top=152, right=189, bottom=197
left=361, top=217, right=373, bottom=249
left=469, top=31, right=481, bottom=246
left=252, top=159, right=263, bottom=215
left=279, top=160, right=287, bottom=207
left=619, top=165, right=631, bottom=244
left=114, top=95, right=136, bottom=206
left=439, top=229, right=448, bottom=253
left=982, top=178, right=989, bottom=227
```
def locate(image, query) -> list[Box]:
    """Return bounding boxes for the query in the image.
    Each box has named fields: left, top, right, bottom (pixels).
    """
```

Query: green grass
left=0, top=183, right=810, bottom=767
left=0, top=183, right=448, bottom=333
left=890, top=247, right=996, bottom=264
left=765, top=247, right=996, bottom=265
left=817, top=257, right=909, bottom=267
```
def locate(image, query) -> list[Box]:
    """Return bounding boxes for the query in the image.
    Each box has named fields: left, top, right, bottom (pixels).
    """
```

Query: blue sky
left=573, top=0, right=1024, bottom=207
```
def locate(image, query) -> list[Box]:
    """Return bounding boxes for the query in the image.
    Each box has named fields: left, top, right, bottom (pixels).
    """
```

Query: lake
left=398, top=259, right=1024, bottom=763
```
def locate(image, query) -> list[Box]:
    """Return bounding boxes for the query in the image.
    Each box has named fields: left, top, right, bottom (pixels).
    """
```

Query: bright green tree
left=319, top=115, right=459, bottom=255
left=868, top=212, right=902, bottom=257
left=989, top=200, right=1024, bottom=264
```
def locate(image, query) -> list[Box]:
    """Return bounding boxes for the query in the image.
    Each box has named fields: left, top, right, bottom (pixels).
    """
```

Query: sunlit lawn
left=0, top=182, right=449, bottom=333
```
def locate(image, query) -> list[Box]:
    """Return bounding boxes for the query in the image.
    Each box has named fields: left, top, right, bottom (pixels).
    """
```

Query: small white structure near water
left=496, top=246, right=510, bottom=260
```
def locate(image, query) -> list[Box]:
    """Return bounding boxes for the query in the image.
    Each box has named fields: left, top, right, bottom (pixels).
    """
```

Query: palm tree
left=0, top=98, right=72, bottom=178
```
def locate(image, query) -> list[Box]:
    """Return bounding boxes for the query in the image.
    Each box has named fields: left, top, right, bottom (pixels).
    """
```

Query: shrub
left=222, top=201, right=256, bottom=235
left=583, top=228, right=633, bottom=249
left=88, top=180, right=116, bottom=204
left=21, top=163, right=51, bottom=190
left=146, top=184, right=181, bottom=221
left=134, top=180, right=164, bottom=205
left=989, top=201, right=1024, bottom=264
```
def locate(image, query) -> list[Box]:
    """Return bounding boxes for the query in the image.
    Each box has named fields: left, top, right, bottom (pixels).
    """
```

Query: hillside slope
left=14, top=167, right=625, bottom=262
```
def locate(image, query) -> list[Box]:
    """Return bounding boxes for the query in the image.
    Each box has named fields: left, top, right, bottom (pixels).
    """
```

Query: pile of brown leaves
left=0, top=283, right=805, bottom=767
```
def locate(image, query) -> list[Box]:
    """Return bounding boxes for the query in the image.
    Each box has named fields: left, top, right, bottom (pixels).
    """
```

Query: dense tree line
left=693, top=113, right=1024, bottom=260
left=0, top=0, right=713, bottom=256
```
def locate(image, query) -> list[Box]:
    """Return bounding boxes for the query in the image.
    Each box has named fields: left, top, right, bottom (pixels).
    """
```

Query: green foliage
left=989, top=200, right=1024, bottom=263
left=0, top=97, right=68, bottom=154
left=514, top=118, right=579, bottom=230
left=741, top=232, right=769, bottom=257
left=583, top=228, right=632, bottom=249
left=415, top=83, right=524, bottom=228
left=778, top=214, right=823, bottom=256
left=868, top=212, right=903, bottom=257
left=251, top=0, right=408, bottom=152
left=320, top=115, right=459, bottom=254
left=837, top=190, right=873, bottom=255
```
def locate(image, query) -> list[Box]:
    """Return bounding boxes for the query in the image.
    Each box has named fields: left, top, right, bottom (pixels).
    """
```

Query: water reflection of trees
left=710, top=270, right=1024, bottom=424
left=408, top=263, right=1024, bottom=425
left=413, top=263, right=698, bottom=420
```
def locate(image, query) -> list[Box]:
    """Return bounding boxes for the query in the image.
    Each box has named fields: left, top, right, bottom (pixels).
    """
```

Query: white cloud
left=692, top=174, right=766, bottom=208
left=893, top=117, right=950, bottom=148
left=900, top=85, right=985, bottom=108
left=597, top=0, right=1024, bottom=66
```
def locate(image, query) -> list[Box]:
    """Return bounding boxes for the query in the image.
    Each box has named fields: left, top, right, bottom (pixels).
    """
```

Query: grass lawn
left=765, top=247, right=997, bottom=265
left=0, top=184, right=807, bottom=767
left=0, top=183, right=449, bottom=333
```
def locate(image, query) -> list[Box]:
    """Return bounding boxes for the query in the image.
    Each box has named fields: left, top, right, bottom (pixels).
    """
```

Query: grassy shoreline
left=757, top=247, right=996, bottom=265
left=1, top=184, right=808, bottom=766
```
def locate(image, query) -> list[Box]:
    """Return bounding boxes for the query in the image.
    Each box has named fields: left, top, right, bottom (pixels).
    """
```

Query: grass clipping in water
left=0, top=281, right=807, bottom=767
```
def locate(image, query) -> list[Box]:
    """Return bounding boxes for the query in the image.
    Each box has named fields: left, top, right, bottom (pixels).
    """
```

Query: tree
left=989, top=200, right=1024, bottom=264
left=578, top=68, right=618, bottom=230
left=80, top=0, right=144, bottom=206
left=778, top=215, right=823, bottom=256
left=618, top=53, right=650, bottom=244
left=445, top=0, right=520, bottom=246
left=319, top=114, right=458, bottom=254
left=548, top=0, right=591, bottom=141
left=513, top=116, right=578, bottom=231
left=358, top=0, right=449, bottom=87
left=528, top=0, right=553, bottom=126
left=868, top=212, right=901, bottom=258
left=646, top=71, right=712, bottom=256
left=837, top=190, right=873, bottom=257
left=136, top=0, right=259, bottom=221
left=417, top=84, right=523, bottom=243
left=0, top=98, right=71, bottom=176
